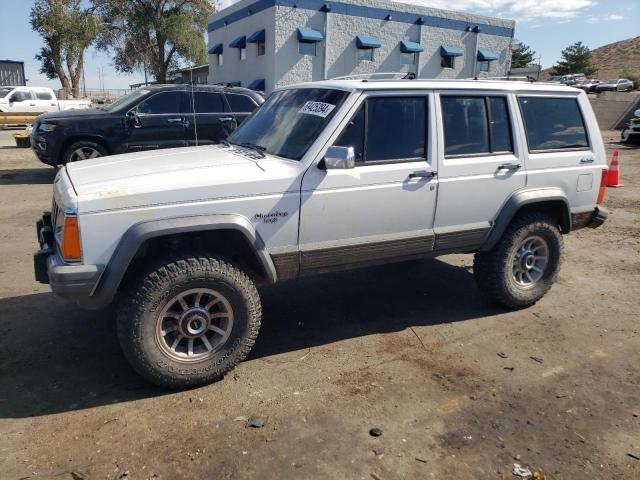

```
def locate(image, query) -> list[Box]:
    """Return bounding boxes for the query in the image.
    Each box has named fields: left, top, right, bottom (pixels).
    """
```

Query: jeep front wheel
left=473, top=213, right=563, bottom=309
left=116, top=255, right=261, bottom=388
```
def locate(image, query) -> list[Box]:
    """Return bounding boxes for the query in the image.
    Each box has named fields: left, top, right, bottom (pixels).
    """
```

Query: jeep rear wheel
left=473, top=213, right=563, bottom=309
left=116, top=255, right=261, bottom=388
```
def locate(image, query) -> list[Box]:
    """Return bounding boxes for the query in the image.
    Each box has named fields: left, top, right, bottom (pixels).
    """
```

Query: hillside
left=590, top=37, right=640, bottom=80
left=542, top=36, right=640, bottom=81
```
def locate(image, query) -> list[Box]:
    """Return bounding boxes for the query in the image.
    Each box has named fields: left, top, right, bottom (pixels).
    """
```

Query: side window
left=335, top=107, right=365, bottom=161
left=442, top=97, right=489, bottom=156
left=225, top=94, right=257, bottom=113
left=441, top=56, right=455, bottom=69
left=299, top=42, right=316, bottom=56
left=335, top=96, right=427, bottom=163
left=518, top=97, right=589, bottom=151
left=35, top=90, right=53, bottom=100
left=193, top=92, right=226, bottom=113
left=488, top=97, right=513, bottom=153
left=441, top=96, right=513, bottom=157
left=367, top=97, right=426, bottom=161
left=137, top=92, right=186, bottom=114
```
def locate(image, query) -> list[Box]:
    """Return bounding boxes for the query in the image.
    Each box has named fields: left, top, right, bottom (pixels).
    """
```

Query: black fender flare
left=480, top=188, right=571, bottom=251
left=87, top=214, right=277, bottom=309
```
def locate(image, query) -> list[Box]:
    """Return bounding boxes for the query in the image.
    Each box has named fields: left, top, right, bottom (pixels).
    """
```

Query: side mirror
left=126, top=109, right=141, bottom=127
left=319, top=146, right=355, bottom=170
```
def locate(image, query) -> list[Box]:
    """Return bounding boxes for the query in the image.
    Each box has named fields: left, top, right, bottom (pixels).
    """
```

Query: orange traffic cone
left=607, top=150, right=623, bottom=188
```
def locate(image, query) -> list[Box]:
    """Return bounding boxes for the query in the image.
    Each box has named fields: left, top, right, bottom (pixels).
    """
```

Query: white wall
left=207, top=5, right=276, bottom=91
left=208, top=0, right=515, bottom=93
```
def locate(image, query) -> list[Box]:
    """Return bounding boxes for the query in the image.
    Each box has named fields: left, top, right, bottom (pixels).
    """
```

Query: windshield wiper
left=235, top=142, right=266, bottom=158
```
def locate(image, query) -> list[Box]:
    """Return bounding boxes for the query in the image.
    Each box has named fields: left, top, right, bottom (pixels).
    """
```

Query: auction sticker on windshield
left=299, top=101, right=336, bottom=118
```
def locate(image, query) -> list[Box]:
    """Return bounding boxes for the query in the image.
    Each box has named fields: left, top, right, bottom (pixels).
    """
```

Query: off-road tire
left=474, top=213, right=563, bottom=309
left=62, top=140, right=108, bottom=164
left=116, top=255, right=261, bottom=388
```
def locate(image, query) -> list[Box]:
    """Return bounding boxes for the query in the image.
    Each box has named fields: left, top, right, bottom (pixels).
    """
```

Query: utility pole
left=82, top=53, right=86, bottom=97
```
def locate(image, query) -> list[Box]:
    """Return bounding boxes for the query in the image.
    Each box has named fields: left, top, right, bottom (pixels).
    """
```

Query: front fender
left=88, top=214, right=277, bottom=309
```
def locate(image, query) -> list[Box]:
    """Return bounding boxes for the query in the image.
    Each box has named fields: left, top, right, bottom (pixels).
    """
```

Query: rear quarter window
left=518, top=97, right=589, bottom=152
left=35, top=90, right=53, bottom=100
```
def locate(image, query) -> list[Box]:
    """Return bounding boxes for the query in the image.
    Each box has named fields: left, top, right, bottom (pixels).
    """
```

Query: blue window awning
left=477, top=50, right=498, bottom=61
left=247, top=78, right=265, bottom=91
left=229, top=36, right=246, bottom=48
left=440, top=45, right=463, bottom=57
left=209, top=43, right=223, bottom=55
left=356, top=35, right=381, bottom=49
left=400, top=40, right=423, bottom=53
left=297, top=27, right=324, bottom=43
left=247, top=29, right=265, bottom=43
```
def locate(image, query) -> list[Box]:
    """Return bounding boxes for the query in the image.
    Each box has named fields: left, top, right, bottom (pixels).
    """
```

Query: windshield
left=0, top=87, right=14, bottom=98
left=227, top=88, right=349, bottom=161
left=102, top=89, right=149, bottom=111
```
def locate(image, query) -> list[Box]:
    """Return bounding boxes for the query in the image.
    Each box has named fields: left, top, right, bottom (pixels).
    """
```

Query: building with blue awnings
left=207, top=0, right=515, bottom=93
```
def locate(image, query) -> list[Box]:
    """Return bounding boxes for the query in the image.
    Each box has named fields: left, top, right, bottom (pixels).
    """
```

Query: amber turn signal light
left=597, top=169, right=607, bottom=205
left=61, top=216, right=82, bottom=261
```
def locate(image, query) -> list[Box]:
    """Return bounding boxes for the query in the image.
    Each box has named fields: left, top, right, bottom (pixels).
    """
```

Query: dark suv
left=31, top=84, right=264, bottom=166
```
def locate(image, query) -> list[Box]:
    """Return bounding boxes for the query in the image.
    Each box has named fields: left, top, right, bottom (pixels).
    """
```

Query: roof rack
left=472, top=76, right=537, bottom=83
left=330, top=72, right=416, bottom=81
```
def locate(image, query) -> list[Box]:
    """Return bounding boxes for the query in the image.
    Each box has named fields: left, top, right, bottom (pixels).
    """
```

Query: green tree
left=30, top=0, right=99, bottom=98
left=550, top=41, right=598, bottom=77
left=511, top=42, right=535, bottom=69
left=96, top=0, right=212, bottom=83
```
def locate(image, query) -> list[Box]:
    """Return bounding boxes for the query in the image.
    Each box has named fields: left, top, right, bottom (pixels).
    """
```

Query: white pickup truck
left=0, top=86, right=91, bottom=113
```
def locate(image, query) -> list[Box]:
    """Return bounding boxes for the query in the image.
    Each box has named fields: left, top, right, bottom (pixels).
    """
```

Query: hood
left=66, top=145, right=302, bottom=213
left=40, top=108, right=105, bottom=121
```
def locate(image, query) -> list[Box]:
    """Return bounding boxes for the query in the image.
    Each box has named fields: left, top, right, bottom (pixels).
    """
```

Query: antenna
left=187, top=49, right=198, bottom=146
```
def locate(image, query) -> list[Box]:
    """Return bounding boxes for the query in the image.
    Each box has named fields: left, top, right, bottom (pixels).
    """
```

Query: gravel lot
left=0, top=129, right=638, bottom=480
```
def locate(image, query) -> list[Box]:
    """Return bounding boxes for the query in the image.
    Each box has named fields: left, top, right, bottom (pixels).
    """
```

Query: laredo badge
left=299, top=101, right=336, bottom=118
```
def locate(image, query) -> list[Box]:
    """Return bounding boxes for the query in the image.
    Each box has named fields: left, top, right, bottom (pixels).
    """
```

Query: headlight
left=38, top=123, right=57, bottom=133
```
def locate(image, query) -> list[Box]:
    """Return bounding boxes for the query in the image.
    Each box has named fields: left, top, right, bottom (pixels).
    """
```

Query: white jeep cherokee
left=34, top=79, right=609, bottom=388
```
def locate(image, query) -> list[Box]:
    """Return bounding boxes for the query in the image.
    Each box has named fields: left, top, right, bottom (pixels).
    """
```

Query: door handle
left=497, top=163, right=521, bottom=172
left=219, top=117, right=234, bottom=122
left=29, top=103, right=36, bottom=106
left=408, top=170, right=437, bottom=179
left=580, top=158, right=594, bottom=164
left=167, top=117, right=183, bottom=123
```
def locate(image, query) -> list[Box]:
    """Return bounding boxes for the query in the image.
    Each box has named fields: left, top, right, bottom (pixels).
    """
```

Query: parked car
left=559, top=74, right=586, bottom=86
left=595, top=79, right=634, bottom=93
left=576, top=79, right=601, bottom=93
left=35, top=79, right=609, bottom=388
left=621, top=109, right=640, bottom=143
left=0, top=86, right=90, bottom=113
left=30, top=84, right=264, bottom=166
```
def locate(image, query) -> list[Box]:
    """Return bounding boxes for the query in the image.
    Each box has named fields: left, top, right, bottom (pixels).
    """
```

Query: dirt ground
left=0, top=128, right=638, bottom=480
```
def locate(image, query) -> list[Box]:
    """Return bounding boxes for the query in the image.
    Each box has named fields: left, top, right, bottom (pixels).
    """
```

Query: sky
left=0, top=0, right=638, bottom=91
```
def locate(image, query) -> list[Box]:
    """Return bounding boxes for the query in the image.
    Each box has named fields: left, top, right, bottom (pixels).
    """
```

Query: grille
left=51, top=196, right=61, bottom=232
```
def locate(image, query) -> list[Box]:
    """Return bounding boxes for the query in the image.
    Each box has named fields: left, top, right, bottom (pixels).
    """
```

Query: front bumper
left=571, top=206, right=609, bottom=231
left=34, top=212, right=104, bottom=301
left=30, top=133, right=62, bottom=166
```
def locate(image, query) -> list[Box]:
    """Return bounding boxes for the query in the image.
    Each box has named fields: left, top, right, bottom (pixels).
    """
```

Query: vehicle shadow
left=0, top=257, right=502, bottom=419
left=0, top=167, right=56, bottom=185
